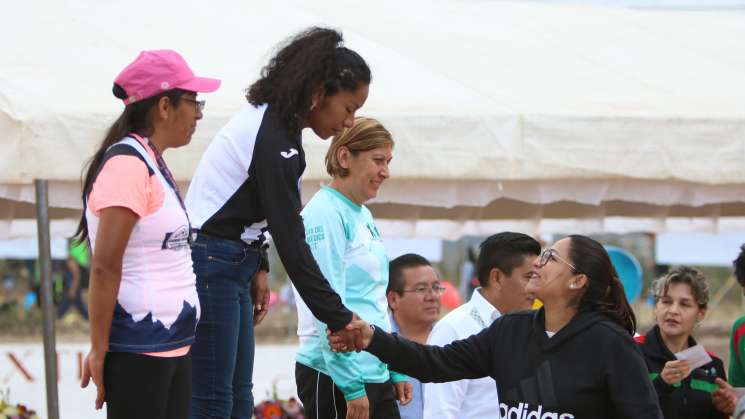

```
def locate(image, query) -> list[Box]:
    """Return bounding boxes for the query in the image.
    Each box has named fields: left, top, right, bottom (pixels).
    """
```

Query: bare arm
left=81, top=206, right=138, bottom=409
left=88, top=207, right=138, bottom=351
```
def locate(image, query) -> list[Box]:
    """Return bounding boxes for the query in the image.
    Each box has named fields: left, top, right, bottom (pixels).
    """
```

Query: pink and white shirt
left=86, top=135, right=200, bottom=354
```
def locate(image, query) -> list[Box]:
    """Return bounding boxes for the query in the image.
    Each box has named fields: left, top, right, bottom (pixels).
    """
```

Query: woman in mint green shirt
left=293, top=117, right=411, bottom=419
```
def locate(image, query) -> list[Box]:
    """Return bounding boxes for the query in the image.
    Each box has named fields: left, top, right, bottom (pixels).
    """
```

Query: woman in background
left=636, top=266, right=737, bottom=418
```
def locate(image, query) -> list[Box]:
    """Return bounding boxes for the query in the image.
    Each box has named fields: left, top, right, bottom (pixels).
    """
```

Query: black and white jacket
left=185, top=103, right=352, bottom=331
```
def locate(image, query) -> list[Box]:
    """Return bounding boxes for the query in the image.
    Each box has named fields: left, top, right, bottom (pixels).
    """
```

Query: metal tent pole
left=34, top=179, right=60, bottom=419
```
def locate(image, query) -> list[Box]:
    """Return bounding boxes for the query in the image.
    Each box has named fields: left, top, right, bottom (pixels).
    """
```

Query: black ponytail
left=568, top=235, right=637, bottom=335
left=247, top=27, right=371, bottom=134
left=72, top=86, right=186, bottom=246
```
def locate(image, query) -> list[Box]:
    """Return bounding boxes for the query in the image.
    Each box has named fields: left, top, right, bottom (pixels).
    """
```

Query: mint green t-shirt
left=295, top=185, right=406, bottom=401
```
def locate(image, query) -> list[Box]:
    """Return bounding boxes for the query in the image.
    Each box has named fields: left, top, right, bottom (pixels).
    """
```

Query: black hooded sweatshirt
left=366, top=308, right=663, bottom=419
left=635, top=325, right=727, bottom=419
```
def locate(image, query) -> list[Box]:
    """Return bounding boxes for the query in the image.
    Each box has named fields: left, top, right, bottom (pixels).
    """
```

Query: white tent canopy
left=2, top=0, right=745, bottom=239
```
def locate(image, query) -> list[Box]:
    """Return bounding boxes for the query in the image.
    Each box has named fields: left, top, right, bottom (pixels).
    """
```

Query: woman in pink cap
left=74, top=49, right=220, bottom=419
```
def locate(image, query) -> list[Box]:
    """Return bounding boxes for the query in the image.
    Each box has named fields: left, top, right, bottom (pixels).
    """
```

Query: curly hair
left=247, top=27, right=371, bottom=134
left=650, top=266, right=710, bottom=309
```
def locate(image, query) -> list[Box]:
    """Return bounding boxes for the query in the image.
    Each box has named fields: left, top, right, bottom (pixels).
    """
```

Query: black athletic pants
left=104, top=351, right=191, bottom=419
left=295, top=362, right=401, bottom=419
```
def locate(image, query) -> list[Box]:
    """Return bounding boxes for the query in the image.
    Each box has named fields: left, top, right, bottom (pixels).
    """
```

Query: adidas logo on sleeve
left=499, top=402, right=575, bottom=419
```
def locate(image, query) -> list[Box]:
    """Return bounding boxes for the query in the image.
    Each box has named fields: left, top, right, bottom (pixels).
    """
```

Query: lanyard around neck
left=130, top=133, right=193, bottom=243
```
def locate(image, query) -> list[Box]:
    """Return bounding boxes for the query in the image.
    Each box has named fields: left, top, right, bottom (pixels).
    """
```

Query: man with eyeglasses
left=423, top=232, right=540, bottom=419
left=386, top=253, right=442, bottom=419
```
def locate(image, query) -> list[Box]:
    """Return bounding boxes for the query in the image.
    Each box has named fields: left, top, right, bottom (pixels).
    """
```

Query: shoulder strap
left=90, top=140, right=155, bottom=188
left=102, top=142, right=154, bottom=174
left=114, top=137, right=159, bottom=172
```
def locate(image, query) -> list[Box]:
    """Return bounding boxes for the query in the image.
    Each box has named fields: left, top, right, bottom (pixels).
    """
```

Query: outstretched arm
left=330, top=317, right=494, bottom=383
left=253, top=133, right=352, bottom=332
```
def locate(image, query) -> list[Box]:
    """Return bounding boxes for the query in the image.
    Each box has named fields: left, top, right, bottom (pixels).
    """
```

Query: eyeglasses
left=538, top=248, right=579, bottom=273
left=402, top=285, right=446, bottom=297
left=182, top=98, right=206, bottom=111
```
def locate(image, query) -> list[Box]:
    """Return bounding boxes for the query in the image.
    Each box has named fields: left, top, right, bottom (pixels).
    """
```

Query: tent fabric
left=2, top=0, right=745, bottom=238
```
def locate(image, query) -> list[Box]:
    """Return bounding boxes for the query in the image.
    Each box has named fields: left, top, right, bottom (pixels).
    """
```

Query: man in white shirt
left=387, top=254, right=442, bottom=419
left=423, top=232, right=541, bottom=419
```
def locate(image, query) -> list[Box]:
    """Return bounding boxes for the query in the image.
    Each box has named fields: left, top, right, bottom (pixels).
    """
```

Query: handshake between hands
left=327, top=313, right=375, bottom=353
left=328, top=313, right=414, bottom=419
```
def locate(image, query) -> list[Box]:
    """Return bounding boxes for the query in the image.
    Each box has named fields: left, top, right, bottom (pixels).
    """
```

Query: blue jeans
left=190, top=233, right=260, bottom=419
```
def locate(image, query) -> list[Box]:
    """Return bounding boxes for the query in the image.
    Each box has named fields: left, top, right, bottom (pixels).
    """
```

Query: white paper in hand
left=675, top=344, right=712, bottom=370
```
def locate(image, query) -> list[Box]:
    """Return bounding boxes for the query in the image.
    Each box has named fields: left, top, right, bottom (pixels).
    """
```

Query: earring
left=310, top=100, right=317, bottom=111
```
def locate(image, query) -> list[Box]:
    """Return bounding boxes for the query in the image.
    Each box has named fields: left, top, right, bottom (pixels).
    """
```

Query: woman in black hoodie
left=330, top=235, right=663, bottom=419
left=636, top=266, right=736, bottom=418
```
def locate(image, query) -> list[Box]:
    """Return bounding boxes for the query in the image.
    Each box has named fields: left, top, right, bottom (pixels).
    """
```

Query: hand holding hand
left=80, top=348, right=106, bottom=410
left=345, top=395, right=369, bottom=419
left=712, top=377, right=737, bottom=415
left=251, top=270, right=270, bottom=325
left=660, top=360, right=690, bottom=385
left=393, top=381, right=413, bottom=406
left=328, top=313, right=374, bottom=352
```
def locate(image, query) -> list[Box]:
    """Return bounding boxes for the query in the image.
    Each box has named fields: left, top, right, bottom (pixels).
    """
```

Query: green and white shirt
left=294, top=185, right=406, bottom=400
left=729, top=315, right=745, bottom=387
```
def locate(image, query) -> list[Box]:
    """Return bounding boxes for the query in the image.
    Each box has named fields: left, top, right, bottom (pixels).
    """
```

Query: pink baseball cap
left=114, top=49, right=221, bottom=105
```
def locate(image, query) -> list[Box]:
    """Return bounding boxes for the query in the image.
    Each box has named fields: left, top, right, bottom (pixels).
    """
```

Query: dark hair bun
left=112, top=83, right=128, bottom=100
